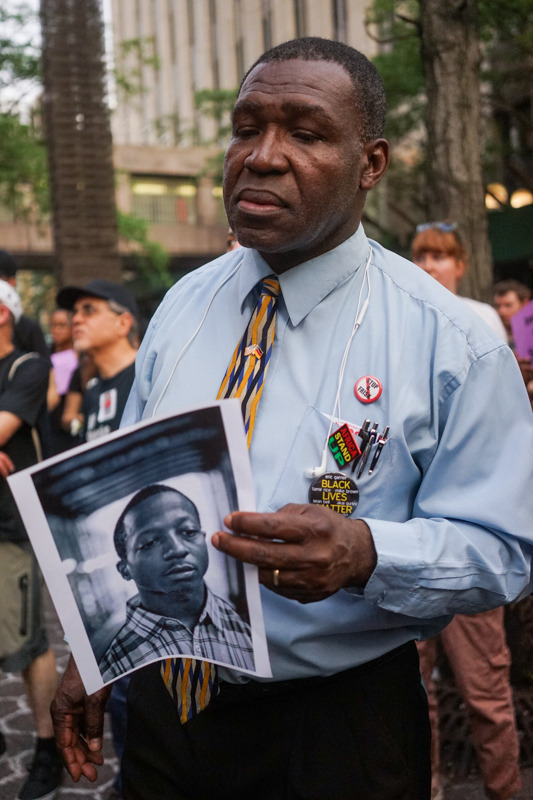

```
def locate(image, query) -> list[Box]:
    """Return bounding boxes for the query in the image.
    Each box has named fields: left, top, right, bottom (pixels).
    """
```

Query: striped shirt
left=99, top=588, right=254, bottom=682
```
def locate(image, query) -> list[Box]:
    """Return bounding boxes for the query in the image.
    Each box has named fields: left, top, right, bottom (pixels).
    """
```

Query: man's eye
left=235, top=126, right=259, bottom=138
left=293, top=131, right=320, bottom=144
left=137, top=538, right=155, bottom=551
left=180, top=529, right=201, bottom=538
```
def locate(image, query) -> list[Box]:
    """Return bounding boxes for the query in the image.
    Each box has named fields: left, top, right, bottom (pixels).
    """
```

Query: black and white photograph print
left=8, top=400, right=271, bottom=693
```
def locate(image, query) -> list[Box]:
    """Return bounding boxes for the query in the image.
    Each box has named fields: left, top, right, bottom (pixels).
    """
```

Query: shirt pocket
left=266, top=405, right=395, bottom=518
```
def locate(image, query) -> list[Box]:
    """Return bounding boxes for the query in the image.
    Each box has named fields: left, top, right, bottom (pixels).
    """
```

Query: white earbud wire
left=306, top=246, right=373, bottom=478
left=152, top=257, right=243, bottom=416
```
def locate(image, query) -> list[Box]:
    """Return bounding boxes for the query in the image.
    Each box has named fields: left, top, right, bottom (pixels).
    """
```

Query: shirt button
left=195, top=645, right=202, bottom=654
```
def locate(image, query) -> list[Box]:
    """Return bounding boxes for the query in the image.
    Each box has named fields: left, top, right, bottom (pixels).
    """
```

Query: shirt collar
left=127, top=586, right=224, bottom=632
left=236, top=226, right=370, bottom=327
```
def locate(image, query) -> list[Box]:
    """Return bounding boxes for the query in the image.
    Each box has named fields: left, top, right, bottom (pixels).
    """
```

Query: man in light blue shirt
left=51, top=37, right=533, bottom=800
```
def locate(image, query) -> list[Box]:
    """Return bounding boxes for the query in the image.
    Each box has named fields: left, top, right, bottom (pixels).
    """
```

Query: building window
left=131, top=176, right=198, bottom=224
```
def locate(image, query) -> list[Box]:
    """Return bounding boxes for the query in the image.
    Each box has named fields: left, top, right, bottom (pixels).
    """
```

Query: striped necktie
left=161, top=275, right=281, bottom=722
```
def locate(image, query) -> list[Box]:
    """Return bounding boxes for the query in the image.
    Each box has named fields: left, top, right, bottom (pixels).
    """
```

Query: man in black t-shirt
left=56, top=279, right=138, bottom=442
left=56, top=278, right=139, bottom=800
left=0, top=281, right=64, bottom=800
left=82, top=362, right=135, bottom=441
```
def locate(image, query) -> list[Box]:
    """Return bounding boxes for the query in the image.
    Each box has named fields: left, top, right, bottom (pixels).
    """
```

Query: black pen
left=351, top=419, right=371, bottom=472
left=357, top=421, right=379, bottom=479
left=368, top=426, right=390, bottom=475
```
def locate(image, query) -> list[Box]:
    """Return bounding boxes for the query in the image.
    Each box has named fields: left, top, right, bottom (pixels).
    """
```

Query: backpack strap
left=6, top=352, right=43, bottom=462
left=7, top=352, right=41, bottom=382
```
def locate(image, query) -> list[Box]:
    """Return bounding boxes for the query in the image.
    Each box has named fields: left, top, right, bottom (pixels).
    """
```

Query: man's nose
left=162, top=531, right=189, bottom=558
left=244, top=128, right=288, bottom=173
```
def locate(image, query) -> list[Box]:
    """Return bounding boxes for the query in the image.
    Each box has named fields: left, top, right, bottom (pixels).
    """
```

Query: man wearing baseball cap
left=56, top=280, right=139, bottom=442
left=0, top=282, right=64, bottom=800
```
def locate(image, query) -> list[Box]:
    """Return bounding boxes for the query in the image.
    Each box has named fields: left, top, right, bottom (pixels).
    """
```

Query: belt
left=219, top=641, right=415, bottom=701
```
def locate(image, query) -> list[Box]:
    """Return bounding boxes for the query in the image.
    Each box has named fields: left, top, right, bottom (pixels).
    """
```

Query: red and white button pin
left=354, top=375, right=382, bottom=404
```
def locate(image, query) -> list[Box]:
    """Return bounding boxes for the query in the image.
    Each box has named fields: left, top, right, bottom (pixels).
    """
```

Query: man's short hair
left=493, top=279, right=532, bottom=302
left=240, top=37, right=387, bottom=142
left=0, top=250, right=17, bottom=280
left=114, top=485, right=201, bottom=560
left=108, top=298, right=139, bottom=347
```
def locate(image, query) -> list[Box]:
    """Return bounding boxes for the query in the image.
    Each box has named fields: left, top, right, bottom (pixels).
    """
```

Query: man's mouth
left=237, top=189, right=286, bottom=215
left=163, top=564, right=195, bottom=577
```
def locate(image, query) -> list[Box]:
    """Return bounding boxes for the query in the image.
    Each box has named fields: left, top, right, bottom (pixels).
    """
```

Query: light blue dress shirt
left=123, top=226, right=533, bottom=682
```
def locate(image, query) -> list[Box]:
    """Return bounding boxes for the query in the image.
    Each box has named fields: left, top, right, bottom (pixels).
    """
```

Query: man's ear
left=0, top=304, right=11, bottom=327
left=116, top=311, right=133, bottom=339
left=117, top=560, right=132, bottom=580
left=360, top=139, right=390, bottom=191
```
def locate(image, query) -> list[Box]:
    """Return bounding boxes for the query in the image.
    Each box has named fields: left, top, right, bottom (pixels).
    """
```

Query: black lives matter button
left=308, top=472, right=359, bottom=517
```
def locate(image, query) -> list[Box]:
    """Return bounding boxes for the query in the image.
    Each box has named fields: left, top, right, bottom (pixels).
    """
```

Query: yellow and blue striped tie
left=161, top=275, right=281, bottom=722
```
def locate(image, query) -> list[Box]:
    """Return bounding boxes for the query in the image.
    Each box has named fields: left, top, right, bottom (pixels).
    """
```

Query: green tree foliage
left=113, top=36, right=161, bottom=102
left=194, top=88, right=238, bottom=181
left=0, top=2, right=49, bottom=221
left=117, top=210, right=172, bottom=292
left=0, top=113, right=49, bottom=219
left=195, top=88, right=237, bottom=140
left=364, top=0, right=533, bottom=230
left=0, top=2, right=40, bottom=91
left=366, top=1, right=424, bottom=140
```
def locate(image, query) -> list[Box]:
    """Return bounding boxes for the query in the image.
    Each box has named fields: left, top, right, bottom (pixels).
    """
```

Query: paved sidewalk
left=0, top=590, right=118, bottom=800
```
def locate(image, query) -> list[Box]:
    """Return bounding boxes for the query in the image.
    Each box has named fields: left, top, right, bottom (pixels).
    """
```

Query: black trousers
left=122, top=641, right=431, bottom=800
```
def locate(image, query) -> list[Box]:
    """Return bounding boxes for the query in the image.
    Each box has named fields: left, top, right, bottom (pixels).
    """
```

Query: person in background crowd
left=0, top=250, right=49, bottom=359
left=60, top=352, right=97, bottom=442
left=493, top=279, right=533, bottom=398
left=226, top=228, right=242, bottom=252
left=50, top=38, right=533, bottom=800
left=56, top=278, right=139, bottom=800
left=0, top=250, right=54, bottom=457
left=412, top=221, right=522, bottom=800
left=56, top=279, right=138, bottom=443
left=412, top=221, right=507, bottom=339
left=493, top=279, right=532, bottom=344
left=47, top=309, right=79, bottom=454
left=0, top=282, right=63, bottom=800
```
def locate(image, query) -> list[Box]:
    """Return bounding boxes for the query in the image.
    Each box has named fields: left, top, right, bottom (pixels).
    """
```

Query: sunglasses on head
left=415, top=221, right=459, bottom=234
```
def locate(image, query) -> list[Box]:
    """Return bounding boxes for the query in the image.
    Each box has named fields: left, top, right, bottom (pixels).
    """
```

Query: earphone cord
left=319, top=247, right=372, bottom=469
left=152, top=256, right=243, bottom=417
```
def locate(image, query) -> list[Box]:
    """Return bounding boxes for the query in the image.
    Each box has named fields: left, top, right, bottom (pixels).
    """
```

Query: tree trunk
left=40, top=0, right=121, bottom=288
left=418, top=0, right=492, bottom=300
